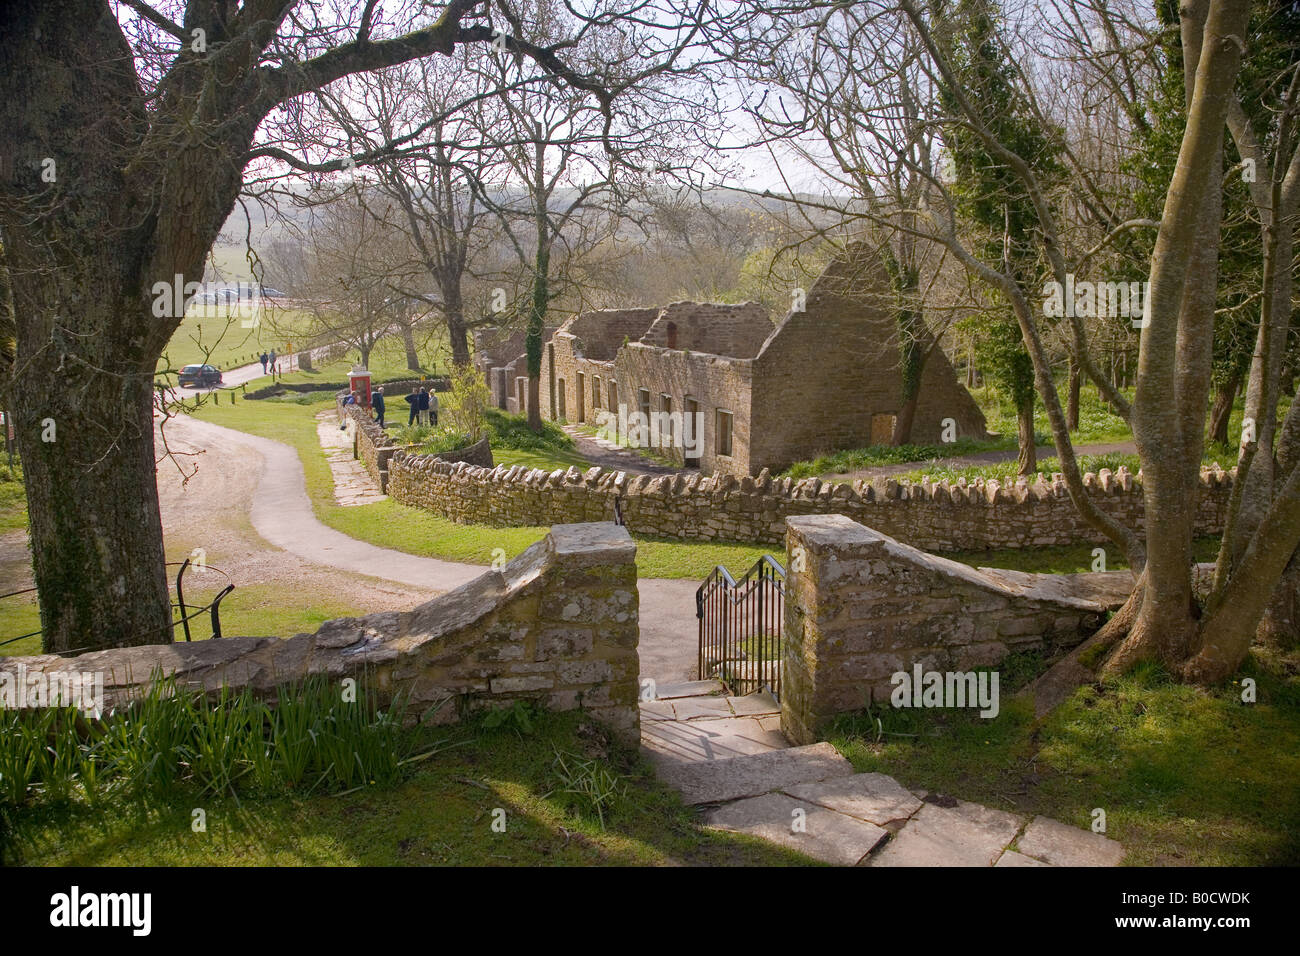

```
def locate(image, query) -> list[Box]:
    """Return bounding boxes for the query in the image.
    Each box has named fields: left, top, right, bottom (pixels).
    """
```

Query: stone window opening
left=593, top=376, right=602, bottom=411
left=684, top=396, right=701, bottom=466
left=576, top=373, right=585, bottom=422
left=665, top=320, right=678, bottom=349
left=660, top=393, right=673, bottom=447
left=557, top=378, right=566, bottom=420
left=716, top=409, right=734, bottom=458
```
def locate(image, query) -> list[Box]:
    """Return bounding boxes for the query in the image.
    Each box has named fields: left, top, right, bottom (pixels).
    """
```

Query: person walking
left=418, top=387, right=431, bottom=425
left=372, top=386, right=386, bottom=427
left=268, top=349, right=277, bottom=373
left=426, top=387, right=438, bottom=426
left=405, top=387, right=421, bottom=426
left=259, top=351, right=268, bottom=374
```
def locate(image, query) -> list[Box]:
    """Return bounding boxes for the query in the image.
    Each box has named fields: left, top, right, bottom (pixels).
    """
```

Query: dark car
left=178, top=364, right=223, bottom=388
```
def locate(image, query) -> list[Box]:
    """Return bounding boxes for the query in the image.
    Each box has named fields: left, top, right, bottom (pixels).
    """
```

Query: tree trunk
left=1016, top=393, right=1036, bottom=476
left=445, top=285, right=470, bottom=367
left=1066, top=354, right=1080, bottom=432
left=1258, top=549, right=1300, bottom=648
left=400, top=321, right=420, bottom=371
left=11, top=340, right=172, bottom=653
left=526, top=195, right=550, bottom=432
left=1208, top=371, right=1240, bottom=445
left=893, top=394, right=919, bottom=446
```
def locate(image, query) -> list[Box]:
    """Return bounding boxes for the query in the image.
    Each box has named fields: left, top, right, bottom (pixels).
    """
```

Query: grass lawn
left=974, top=381, right=1135, bottom=446
left=276, top=332, right=453, bottom=389
left=159, top=305, right=316, bottom=374
left=0, top=462, right=27, bottom=534
left=193, top=395, right=772, bottom=580
left=6, top=710, right=814, bottom=867
left=0, top=568, right=375, bottom=658
left=824, top=647, right=1300, bottom=866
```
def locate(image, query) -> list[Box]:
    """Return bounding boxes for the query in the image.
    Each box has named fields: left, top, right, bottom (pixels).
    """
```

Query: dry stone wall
left=780, top=515, right=1114, bottom=745
left=388, top=453, right=1233, bottom=552
left=343, top=405, right=492, bottom=491
left=2, top=524, right=642, bottom=742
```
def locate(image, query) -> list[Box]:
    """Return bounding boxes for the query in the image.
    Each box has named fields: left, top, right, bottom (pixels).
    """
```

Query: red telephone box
left=349, top=369, right=372, bottom=408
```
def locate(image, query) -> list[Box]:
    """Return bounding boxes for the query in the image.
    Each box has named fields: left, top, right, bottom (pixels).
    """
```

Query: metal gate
left=696, top=555, right=785, bottom=699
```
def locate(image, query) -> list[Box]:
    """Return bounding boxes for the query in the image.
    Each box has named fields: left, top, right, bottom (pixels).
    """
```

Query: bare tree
left=0, top=0, right=707, bottom=652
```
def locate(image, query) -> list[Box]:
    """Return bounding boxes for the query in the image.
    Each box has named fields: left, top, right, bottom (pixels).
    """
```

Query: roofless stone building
left=475, top=244, right=988, bottom=477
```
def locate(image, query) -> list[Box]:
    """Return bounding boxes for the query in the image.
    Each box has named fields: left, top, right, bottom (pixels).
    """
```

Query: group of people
left=258, top=350, right=277, bottom=374
left=363, top=385, right=438, bottom=429
left=403, top=386, right=438, bottom=427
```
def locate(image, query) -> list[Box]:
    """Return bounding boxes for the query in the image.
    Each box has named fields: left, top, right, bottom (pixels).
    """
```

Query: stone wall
left=1, top=524, right=642, bottom=742
left=347, top=404, right=396, bottom=490
left=612, top=343, right=755, bottom=472
left=343, top=405, right=494, bottom=490
left=638, top=302, right=773, bottom=356
left=780, top=515, right=1115, bottom=745
left=387, top=453, right=1233, bottom=553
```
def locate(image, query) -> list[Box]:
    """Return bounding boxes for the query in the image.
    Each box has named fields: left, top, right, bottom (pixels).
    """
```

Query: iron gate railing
left=0, top=559, right=234, bottom=655
left=696, top=554, right=785, bottom=699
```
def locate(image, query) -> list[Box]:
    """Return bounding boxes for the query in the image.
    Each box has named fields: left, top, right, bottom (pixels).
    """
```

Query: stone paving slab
left=784, top=772, right=924, bottom=827
left=638, top=700, right=677, bottom=721
left=642, top=715, right=788, bottom=764
left=705, top=792, right=888, bottom=866
left=657, top=742, right=855, bottom=806
left=669, top=696, right=736, bottom=720
left=866, top=800, right=1024, bottom=867
left=1015, top=814, right=1125, bottom=867
left=654, top=680, right=726, bottom=699
left=316, top=414, right=386, bottom=506
left=995, top=850, right=1051, bottom=867
left=728, top=692, right=780, bottom=716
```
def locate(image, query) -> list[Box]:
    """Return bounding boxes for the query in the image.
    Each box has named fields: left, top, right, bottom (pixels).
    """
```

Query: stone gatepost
left=781, top=514, right=884, bottom=745
left=536, top=523, right=642, bottom=743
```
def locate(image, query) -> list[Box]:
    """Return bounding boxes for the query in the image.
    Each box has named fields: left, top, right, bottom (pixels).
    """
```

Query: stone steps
left=639, top=684, right=1125, bottom=867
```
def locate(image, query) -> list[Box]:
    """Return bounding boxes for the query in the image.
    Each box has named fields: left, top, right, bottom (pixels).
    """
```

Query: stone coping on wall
left=0, top=523, right=642, bottom=742
left=387, top=450, right=1234, bottom=552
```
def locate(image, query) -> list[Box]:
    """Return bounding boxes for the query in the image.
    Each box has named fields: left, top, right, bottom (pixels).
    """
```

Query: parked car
left=178, top=364, right=223, bottom=388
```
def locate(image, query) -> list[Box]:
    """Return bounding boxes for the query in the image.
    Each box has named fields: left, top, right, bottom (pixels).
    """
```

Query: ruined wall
left=537, top=247, right=987, bottom=478
left=749, top=245, right=987, bottom=472
left=544, top=308, right=661, bottom=425
left=638, top=302, right=773, bottom=357
left=780, top=515, right=1110, bottom=745
left=472, top=325, right=560, bottom=412
left=2, top=524, right=642, bottom=743
left=387, top=455, right=1233, bottom=553
left=612, top=344, right=755, bottom=473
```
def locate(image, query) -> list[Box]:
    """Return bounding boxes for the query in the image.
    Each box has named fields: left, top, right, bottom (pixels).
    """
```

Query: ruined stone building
left=475, top=244, right=988, bottom=477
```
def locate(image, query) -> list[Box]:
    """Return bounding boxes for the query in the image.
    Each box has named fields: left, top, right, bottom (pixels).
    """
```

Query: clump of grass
left=896, top=452, right=1140, bottom=485
left=0, top=673, right=436, bottom=813
left=393, top=422, right=476, bottom=455
left=545, top=747, right=627, bottom=829
left=782, top=436, right=1018, bottom=479
left=484, top=408, right=574, bottom=452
